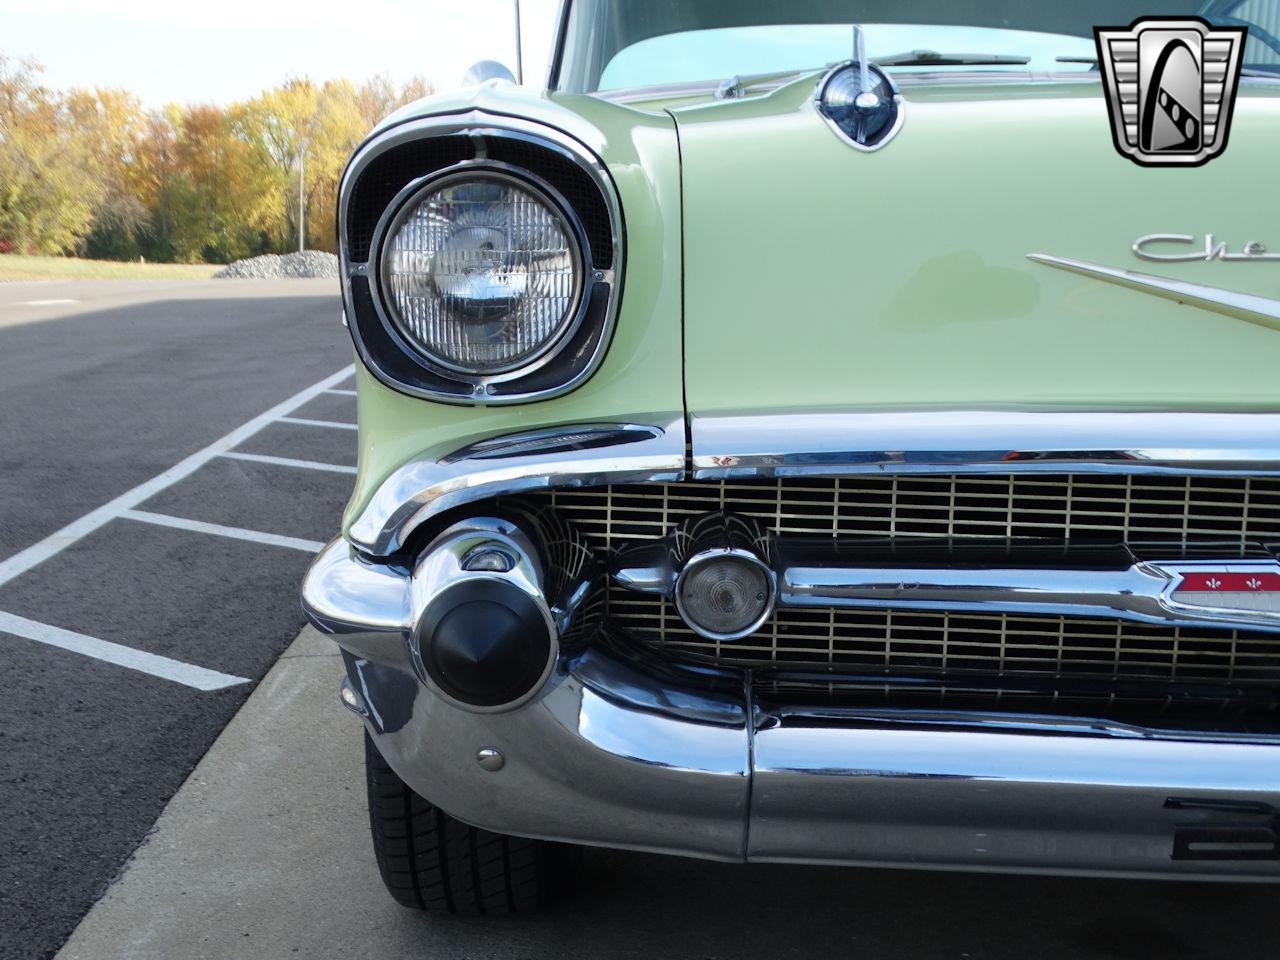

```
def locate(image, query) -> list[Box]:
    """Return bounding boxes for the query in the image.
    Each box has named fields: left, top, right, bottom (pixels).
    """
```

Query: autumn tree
left=0, top=58, right=433, bottom=262
left=0, top=55, right=105, bottom=254
left=232, top=79, right=320, bottom=252
left=66, top=86, right=153, bottom=259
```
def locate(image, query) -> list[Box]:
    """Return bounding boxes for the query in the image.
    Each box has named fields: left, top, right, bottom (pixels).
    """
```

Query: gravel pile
left=214, top=250, right=340, bottom=279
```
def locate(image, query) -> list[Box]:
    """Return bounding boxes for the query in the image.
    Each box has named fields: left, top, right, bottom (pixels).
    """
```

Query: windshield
left=554, top=0, right=1280, bottom=92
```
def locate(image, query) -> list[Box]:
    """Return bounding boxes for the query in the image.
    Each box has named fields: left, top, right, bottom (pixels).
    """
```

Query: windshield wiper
left=1056, top=54, right=1277, bottom=78
left=715, top=68, right=819, bottom=99
left=875, top=49, right=1031, bottom=67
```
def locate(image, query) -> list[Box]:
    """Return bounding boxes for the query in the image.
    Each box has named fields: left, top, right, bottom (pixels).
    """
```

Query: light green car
left=303, top=1, right=1280, bottom=913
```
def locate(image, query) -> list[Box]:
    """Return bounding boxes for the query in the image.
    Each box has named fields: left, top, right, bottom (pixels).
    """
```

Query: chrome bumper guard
left=305, top=537, right=1280, bottom=880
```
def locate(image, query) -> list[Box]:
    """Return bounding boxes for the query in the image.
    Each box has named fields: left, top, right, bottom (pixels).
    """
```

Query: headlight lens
left=381, top=172, right=583, bottom=375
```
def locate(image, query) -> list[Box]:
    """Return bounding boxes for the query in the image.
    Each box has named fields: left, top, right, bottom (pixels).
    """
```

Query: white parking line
left=0, top=366, right=353, bottom=687
left=220, top=451, right=357, bottom=474
left=0, top=365, right=353, bottom=592
left=0, top=611, right=249, bottom=691
left=323, top=388, right=357, bottom=396
left=19, top=298, right=81, bottom=306
left=121, top=510, right=327, bottom=553
left=277, top=416, right=358, bottom=431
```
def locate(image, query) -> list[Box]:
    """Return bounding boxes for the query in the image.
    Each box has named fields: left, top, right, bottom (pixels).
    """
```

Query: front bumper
left=305, top=537, right=1280, bottom=880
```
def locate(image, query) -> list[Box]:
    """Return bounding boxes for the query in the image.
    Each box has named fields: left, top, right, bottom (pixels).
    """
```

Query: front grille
left=537, top=475, right=1280, bottom=546
left=607, top=597, right=1280, bottom=686
left=527, top=476, right=1280, bottom=710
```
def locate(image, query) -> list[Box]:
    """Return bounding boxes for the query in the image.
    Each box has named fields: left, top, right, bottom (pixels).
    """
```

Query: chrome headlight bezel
left=338, top=114, right=623, bottom=406
left=371, top=162, right=589, bottom=384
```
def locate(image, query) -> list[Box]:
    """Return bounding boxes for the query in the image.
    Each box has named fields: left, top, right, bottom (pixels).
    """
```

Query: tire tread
left=363, top=732, right=576, bottom=915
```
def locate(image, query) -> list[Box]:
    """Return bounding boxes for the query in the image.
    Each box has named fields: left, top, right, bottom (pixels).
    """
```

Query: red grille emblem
left=1175, top=572, right=1280, bottom=592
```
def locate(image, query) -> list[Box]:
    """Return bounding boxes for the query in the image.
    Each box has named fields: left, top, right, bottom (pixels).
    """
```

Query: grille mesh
left=527, top=476, right=1280, bottom=691
left=537, top=475, right=1280, bottom=546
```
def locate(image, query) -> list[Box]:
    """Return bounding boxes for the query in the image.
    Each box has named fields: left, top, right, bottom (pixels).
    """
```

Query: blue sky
left=0, top=0, right=560, bottom=104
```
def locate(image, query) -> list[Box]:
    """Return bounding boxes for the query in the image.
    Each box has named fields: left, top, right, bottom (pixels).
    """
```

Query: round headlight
left=380, top=171, right=584, bottom=376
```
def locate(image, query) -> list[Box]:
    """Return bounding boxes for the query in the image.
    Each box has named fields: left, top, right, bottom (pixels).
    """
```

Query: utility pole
left=514, top=0, right=524, bottom=84
left=298, top=146, right=306, bottom=253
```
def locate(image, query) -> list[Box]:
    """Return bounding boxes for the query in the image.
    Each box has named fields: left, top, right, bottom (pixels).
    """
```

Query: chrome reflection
left=350, top=417, right=686, bottom=557
left=781, top=552, right=1280, bottom=634
left=305, top=535, right=1280, bottom=877
left=690, top=410, right=1280, bottom=479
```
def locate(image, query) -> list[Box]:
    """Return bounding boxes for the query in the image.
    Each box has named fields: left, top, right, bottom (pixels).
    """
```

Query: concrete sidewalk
left=55, top=629, right=1280, bottom=960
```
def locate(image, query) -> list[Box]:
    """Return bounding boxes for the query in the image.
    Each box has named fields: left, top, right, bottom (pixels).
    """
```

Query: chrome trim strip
left=349, top=418, right=686, bottom=557
left=690, top=411, right=1280, bottom=479
left=338, top=110, right=624, bottom=406
left=1028, top=253, right=1280, bottom=333
left=780, top=557, right=1280, bottom=634
left=749, top=718, right=1280, bottom=876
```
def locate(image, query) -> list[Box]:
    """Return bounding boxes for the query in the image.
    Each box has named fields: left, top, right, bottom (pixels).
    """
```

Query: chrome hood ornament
left=814, top=25, right=904, bottom=152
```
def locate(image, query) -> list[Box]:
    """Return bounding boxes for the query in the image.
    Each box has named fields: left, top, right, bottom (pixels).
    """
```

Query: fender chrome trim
left=1028, top=253, right=1280, bottom=332
left=691, top=411, right=1280, bottom=479
left=349, top=418, right=686, bottom=557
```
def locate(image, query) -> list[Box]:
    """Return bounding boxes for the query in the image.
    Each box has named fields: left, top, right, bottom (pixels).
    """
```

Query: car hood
left=668, top=75, right=1280, bottom=416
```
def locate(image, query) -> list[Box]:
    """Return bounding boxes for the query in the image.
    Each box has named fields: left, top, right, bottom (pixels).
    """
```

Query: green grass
left=0, top=255, right=221, bottom=282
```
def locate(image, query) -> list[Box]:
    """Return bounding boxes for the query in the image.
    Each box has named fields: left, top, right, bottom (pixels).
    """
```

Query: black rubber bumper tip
left=417, top=580, right=552, bottom=708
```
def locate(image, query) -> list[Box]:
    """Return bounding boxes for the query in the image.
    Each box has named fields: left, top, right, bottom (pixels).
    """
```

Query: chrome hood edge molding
left=691, top=411, right=1280, bottom=479
left=349, top=418, right=687, bottom=558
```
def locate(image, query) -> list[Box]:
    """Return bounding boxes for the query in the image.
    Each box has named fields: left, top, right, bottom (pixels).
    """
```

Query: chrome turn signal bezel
left=674, top=547, right=778, bottom=642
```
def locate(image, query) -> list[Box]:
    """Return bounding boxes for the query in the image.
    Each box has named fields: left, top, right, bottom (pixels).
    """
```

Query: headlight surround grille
left=377, top=167, right=587, bottom=378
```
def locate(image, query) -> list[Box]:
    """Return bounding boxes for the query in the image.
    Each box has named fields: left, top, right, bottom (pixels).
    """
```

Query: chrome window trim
left=594, top=72, right=1279, bottom=103
left=370, top=163, right=590, bottom=383
left=349, top=417, right=686, bottom=558
left=338, top=110, right=624, bottom=406
left=547, top=0, right=572, bottom=90
left=690, top=411, right=1280, bottom=479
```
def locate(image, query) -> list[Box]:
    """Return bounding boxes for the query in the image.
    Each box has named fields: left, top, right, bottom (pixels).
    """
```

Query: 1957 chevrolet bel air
left=303, top=0, right=1280, bottom=914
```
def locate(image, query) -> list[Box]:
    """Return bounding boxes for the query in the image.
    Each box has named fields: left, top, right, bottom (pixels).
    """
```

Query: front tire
left=364, top=732, right=579, bottom=915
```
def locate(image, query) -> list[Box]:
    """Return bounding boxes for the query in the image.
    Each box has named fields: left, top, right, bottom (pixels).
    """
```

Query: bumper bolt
left=476, top=747, right=505, bottom=772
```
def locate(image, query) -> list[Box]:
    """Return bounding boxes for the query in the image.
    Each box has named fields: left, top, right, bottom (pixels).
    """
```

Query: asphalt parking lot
left=3, top=280, right=1279, bottom=960
left=0, top=279, right=354, bottom=960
